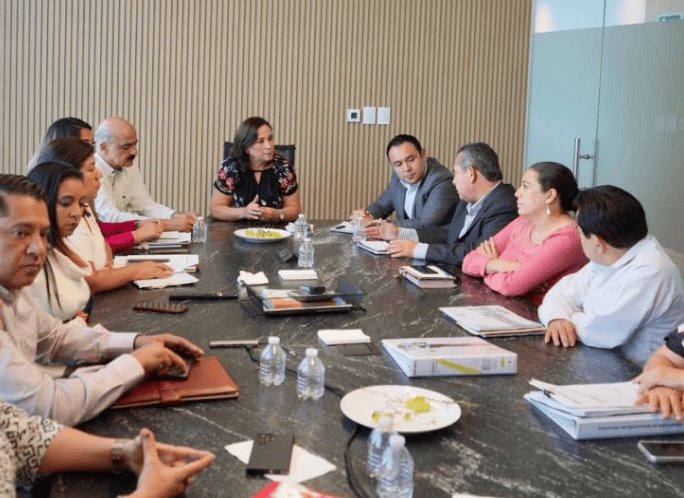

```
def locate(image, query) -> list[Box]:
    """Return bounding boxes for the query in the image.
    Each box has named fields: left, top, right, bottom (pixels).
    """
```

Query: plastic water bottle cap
left=268, top=336, right=280, bottom=345
left=305, top=347, right=318, bottom=357
left=389, top=434, right=405, bottom=447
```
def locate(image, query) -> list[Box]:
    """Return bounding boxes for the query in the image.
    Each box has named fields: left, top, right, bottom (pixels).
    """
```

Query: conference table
left=50, top=221, right=684, bottom=498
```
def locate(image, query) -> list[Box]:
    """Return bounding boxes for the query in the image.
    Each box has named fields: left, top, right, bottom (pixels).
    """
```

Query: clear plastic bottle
left=367, top=417, right=396, bottom=478
left=376, top=434, right=414, bottom=498
left=294, top=213, right=308, bottom=240
left=191, top=216, right=207, bottom=243
left=259, top=336, right=287, bottom=386
left=298, top=237, right=314, bottom=268
left=296, top=347, right=325, bottom=400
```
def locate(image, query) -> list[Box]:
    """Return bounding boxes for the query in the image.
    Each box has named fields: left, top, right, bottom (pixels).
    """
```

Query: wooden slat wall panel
left=0, top=0, right=531, bottom=218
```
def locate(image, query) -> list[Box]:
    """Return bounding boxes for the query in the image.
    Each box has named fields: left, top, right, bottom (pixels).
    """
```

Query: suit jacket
left=366, top=158, right=458, bottom=229
left=417, top=182, right=518, bottom=266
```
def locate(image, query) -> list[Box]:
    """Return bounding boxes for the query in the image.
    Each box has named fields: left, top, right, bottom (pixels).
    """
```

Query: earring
left=545, top=204, right=551, bottom=216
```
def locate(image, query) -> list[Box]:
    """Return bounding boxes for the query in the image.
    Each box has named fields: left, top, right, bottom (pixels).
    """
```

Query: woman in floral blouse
left=210, top=116, right=301, bottom=223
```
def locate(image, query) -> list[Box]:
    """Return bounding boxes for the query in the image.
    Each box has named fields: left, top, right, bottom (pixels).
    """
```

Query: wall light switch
left=347, top=109, right=361, bottom=123
left=362, top=106, right=376, bottom=125
left=377, top=107, right=391, bottom=125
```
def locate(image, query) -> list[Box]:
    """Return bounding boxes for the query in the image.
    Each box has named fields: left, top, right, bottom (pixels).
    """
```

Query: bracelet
left=111, top=439, right=128, bottom=470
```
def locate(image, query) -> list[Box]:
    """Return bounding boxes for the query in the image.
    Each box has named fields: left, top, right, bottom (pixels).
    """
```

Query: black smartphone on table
left=246, top=433, right=295, bottom=475
left=638, top=440, right=684, bottom=464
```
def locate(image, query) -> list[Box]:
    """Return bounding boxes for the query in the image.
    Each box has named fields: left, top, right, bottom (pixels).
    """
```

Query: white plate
left=234, top=228, right=292, bottom=243
left=340, top=385, right=461, bottom=433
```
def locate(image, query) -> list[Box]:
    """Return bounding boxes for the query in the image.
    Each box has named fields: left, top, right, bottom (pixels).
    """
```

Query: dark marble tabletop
left=49, top=221, right=684, bottom=498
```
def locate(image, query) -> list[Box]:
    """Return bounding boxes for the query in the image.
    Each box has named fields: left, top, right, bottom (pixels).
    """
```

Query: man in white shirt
left=539, top=185, right=684, bottom=365
left=364, top=142, right=517, bottom=265
left=0, top=174, right=203, bottom=426
left=94, top=117, right=196, bottom=230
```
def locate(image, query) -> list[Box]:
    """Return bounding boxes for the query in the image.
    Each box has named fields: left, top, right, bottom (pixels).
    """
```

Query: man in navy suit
left=353, top=135, right=458, bottom=229
left=365, top=142, right=517, bottom=266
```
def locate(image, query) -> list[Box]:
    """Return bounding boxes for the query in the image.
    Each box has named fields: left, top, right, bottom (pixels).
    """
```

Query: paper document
left=440, top=305, right=545, bottom=337
left=357, top=240, right=389, bottom=255
left=225, top=440, right=336, bottom=484
left=330, top=221, right=354, bottom=234
left=318, top=329, right=370, bottom=345
left=133, top=272, right=198, bottom=289
left=278, top=269, right=318, bottom=280
left=527, top=379, right=650, bottom=417
left=116, top=255, right=199, bottom=273
left=147, top=231, right=191, bottom=246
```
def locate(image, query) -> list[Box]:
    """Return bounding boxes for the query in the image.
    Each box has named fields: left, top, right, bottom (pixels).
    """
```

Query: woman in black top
left=210, top=117, right=301, bottom=222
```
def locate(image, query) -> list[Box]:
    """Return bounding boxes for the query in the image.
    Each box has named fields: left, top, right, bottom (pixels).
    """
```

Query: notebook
left=357, top=240, right=389, bottom=255
left=112, top=356, right=239, bottom=408
left=439, top=305, right=545, bottom=337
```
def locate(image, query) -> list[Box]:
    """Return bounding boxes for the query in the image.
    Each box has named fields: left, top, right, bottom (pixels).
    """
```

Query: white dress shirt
left=94, top=153, right=175, bottom=222
left=401, top=180, right=419, bottom=220
left=538, top=235, right=684, bottom=365
left=0, top=285, right=144, bottom=426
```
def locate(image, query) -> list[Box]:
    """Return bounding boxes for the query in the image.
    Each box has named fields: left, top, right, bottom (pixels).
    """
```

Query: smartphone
left=410, top=265, right=440, bottom=275
left=161, top=357, right=196, bottom=379
left=287, top=290, right=335, bottom=302
left=246, top=433, right=295, bottom=475
left=638, top=440, right=684, bottom=464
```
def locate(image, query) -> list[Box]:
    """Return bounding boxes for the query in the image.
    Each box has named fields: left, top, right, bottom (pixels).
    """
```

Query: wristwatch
left=111, top=439, right=128, bottom=470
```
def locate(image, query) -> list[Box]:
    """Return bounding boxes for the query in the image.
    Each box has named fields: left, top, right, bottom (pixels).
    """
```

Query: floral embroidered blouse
left=213, top=154, right=298, bottom=209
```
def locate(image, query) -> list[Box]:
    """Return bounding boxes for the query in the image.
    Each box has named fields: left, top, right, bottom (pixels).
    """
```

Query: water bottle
left=352, top=214, right=366, bottom=244
left=296, top=347, right=325, bottom=400
left=367, top=417, right=397, bottom=478
left=376, top=434, right=414, bottom=498
left=259, top=336, right=286, bottom=386
left=298, top=237, right=314, bottom=268
left=192, top=216, right=207, bottom=243
left=294, top=213, right=308, bottom=240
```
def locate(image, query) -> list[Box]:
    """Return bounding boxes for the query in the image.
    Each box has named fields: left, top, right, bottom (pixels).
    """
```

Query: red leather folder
left=112, top=356, right=239, bottom=408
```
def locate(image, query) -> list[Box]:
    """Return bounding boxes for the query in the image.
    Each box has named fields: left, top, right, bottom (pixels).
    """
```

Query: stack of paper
left=278, top=269, right=318, bottom=280
left=115, top=255, right=199, bottom=273
left=525, top=379, right=684, bottom=440
left=440, top=305, right=545, bottom=337
left=133, top=272, right=198, bottom=289
left=399, top=265, right=456, bottom=289
left=146, top=231, right=191, bottom=248
left=317, top=329, right=370, bottom=345
left=114, top=254, right=200, bottom=289
left=357, top=240, right=389, bottom=255
left=382, top=337, right=517, bottom=377
left=329, top=221, right=354, bottom=234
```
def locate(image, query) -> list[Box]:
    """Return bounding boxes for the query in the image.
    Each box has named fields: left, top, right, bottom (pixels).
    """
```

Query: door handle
left=573, top=137, right=594, bottom=179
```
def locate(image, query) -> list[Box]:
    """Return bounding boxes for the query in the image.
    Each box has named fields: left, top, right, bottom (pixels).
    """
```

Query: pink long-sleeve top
left=97, top=220, right=137, bottom=254
left=462, top=216, right=588, bottom=303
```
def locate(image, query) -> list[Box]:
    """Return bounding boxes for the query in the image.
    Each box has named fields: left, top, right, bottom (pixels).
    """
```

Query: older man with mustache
left=94, top=117, right=196, bottom=231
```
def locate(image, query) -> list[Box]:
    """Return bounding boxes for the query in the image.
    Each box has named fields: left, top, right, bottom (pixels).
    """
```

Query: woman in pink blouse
left=462, top=162, right=587, bottom=303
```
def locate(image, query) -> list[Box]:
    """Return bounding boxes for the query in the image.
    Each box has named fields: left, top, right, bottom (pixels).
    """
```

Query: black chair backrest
left=223, top=142, right=296, bottom=168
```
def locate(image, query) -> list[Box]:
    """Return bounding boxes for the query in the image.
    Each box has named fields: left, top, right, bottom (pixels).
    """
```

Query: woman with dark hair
left=462, top=162, right=587, bottom=303
left=26, top=163, right=92, bottom=321
left=210, top=116, right=301, bottom=222
left=27, top=117, right=93, bottom=170
left=35, top=139, right=172, bottom=294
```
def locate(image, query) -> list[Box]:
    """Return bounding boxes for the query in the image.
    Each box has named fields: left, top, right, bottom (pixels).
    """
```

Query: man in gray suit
left=366, top=142, right=518, bottom=266
left=353, top=135, right=458, bottom=229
